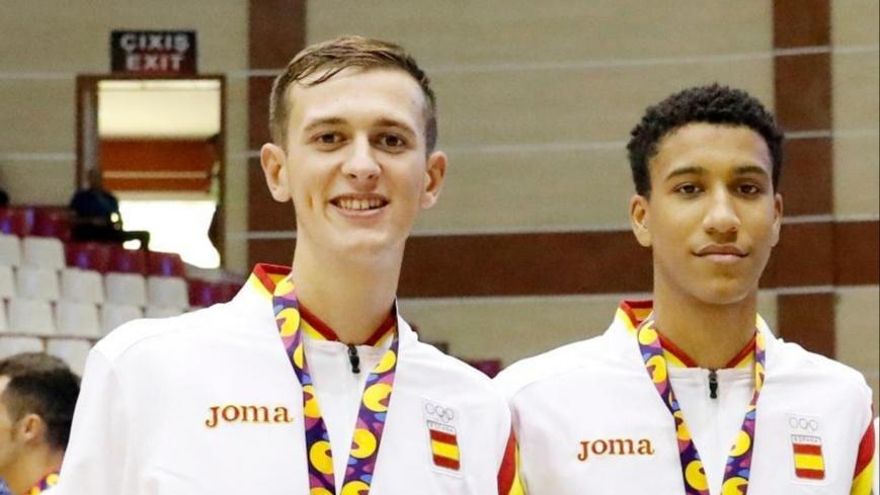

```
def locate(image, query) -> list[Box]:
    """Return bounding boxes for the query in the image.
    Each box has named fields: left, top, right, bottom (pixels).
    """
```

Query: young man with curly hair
left=496, top=84, right=875, bottom=494
left=58, top=36, right=522, bottom=495
left=0, top=353, right=80, bottom=495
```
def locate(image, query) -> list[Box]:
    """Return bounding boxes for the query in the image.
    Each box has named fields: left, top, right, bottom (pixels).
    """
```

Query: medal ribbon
left=273, top=275, right=398, bottom=495
left=26, top=472, right=59, bottom=495
left=636, top=320, right=766, bottom=495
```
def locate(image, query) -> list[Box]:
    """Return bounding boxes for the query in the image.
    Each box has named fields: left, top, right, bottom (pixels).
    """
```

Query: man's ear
left=420, top=151, right=448, bottom=209
left=260, top=143, right=291, bottom=203
left=629, top=194, right=652, bottom=247
left=15, top=413, right=45, bottom=445
left=770, top=193, right=783, bottom=247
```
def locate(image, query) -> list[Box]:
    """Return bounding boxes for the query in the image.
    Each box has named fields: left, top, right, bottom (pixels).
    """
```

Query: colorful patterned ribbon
left=636, top=320, right=766, bottom=495
left=26, top=472, right=59, bottom=495
left=273, top=274, right=398, bottom=495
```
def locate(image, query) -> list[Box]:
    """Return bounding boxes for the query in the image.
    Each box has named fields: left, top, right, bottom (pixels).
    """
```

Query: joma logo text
left=205, top=405, right=295, bottom=428
left=577, top=438, right=655, bottom=461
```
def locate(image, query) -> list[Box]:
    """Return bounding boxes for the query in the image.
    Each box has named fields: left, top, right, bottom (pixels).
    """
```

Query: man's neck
left=291, top=242, right=401, bottom=345
left=651, top=280, right=758, bottom=370
left=3, top=447, right=62, bottom=495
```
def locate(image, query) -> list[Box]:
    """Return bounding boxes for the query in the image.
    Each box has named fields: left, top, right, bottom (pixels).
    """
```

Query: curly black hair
left=626, top=83, right=784, bottom=196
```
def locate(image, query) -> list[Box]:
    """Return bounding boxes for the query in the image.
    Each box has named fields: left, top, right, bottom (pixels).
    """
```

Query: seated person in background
left=0, top=187, right=8, bottom=209
left=0, top=353, right=80, bottom=495
left=69, top=167, right=149, bottom=249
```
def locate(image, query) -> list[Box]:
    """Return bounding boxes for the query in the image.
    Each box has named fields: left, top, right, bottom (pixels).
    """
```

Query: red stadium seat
left=0, top=207, right=33, bottom=237
left=65, top=242, right=112, bottom=273
left=108, top=245, right=147, bottom=274
left=187, top=278, right=242, bottom=307
left=32, top=207, right=72, bottom=241
left=217, top=280, right=242, bottom=303
left=466, top=359, right=503, bottom=378
left=148, top=251, right=185, bottom=277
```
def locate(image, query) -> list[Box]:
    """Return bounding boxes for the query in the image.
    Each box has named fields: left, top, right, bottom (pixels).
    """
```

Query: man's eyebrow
left=733, top=164, right=771, bottom=178
left=664, top=165, right=703, bottom=181
left=302, top=117, right=346, bottom=134
left=374, top=117, right=417, bottom=134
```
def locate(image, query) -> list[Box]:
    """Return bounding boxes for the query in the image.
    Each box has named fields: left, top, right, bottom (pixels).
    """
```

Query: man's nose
left=703, top=189, right=741, bottom=235
left=341, top=136, right=380, bottom=182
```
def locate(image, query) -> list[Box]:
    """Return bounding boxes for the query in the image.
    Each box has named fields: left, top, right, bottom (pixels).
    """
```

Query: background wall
left=0, top=0, right=251, bottom=271
left=1, top=1, right=877, bottom=402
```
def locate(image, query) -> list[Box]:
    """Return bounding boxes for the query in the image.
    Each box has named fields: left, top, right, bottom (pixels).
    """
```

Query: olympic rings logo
left=788, top=416, right=819, bottom=432
left=424, top=402, right=455, bottom=422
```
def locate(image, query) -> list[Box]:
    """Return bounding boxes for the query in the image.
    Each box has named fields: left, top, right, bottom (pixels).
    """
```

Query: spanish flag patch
left=428, top=420, right=461, bottom=471
left=792, top=434, right=825, bottom=480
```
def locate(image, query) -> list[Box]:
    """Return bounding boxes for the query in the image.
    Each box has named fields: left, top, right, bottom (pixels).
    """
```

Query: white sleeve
left=56, top=347, right=130, bottom=494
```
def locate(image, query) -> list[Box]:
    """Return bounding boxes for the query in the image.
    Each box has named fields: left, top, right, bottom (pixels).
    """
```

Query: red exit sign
left=111, top=30, right=197, bottom=74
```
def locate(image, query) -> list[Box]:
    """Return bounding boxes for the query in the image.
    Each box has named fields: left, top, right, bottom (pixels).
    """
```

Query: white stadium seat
left=0, top=336, right=44, bottom=359
left=46, top=338, right=91, bottom=376
left=16, top=266, right=60, bottom=301
left=105, top=273, right=147, bottom=307
left=0, top=265, right=16, bottom=300
left=55, top=301, right=102, bottom=338
left=0, top=234, right=22, bottom=267
left=60, top=268, right=104, bottom=304
left=145, top=305, right=185, bottom=318
left=147, top=276, right=189, bottom=309
left=22, top=236, right=65, bottom=271
left=8, top=298, right=56, bottom=335
left=101, top=303, right=143, bottom=336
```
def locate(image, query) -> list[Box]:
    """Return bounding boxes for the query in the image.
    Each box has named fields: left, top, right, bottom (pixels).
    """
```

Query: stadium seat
left=148, top=251, right=185, bottom=277
left=188, top=278, right=218, bottom=308
left=55, top=301, right=102, bottom=338
left=22, top=236, right=65, bottom=270
left=46, top=338, right=91, bottom=376
left=65, top=242, right=112, bottom=273
left=16, top=266, right=61, bottom=301
left=0, top=265, right=16, bottom=300
left=0, top=234, right=22, bottom=267
left=60, top=268, right=104, bottom=304
left=0, top=207, right=32, bottom=237
left=101, top=303, right=143, bottom=335
left=104, top=272, right=147, bottom=307
left=8, top=298, right=56, bottom=335
left=0, top=336, right=44, bottom=359
left=218, top=281, right=242, bottom=303
left=32, top=207, right=72, bottom=241
left=145, top=306, right=185, bottom=318
left=109, top=245, right=147, bottom=274
left=147, top=276, right=188, bottom=309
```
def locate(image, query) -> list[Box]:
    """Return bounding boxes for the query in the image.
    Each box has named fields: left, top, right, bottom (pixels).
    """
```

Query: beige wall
left=0, top=0, right=250, bottom=270
left=309, top=1, right=775, bottom=234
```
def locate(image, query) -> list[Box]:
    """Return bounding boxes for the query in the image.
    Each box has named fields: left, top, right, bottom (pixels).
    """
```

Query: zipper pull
left=708, top=369, right=718, bottom=399
left=347, top=344, right=361, bottom=374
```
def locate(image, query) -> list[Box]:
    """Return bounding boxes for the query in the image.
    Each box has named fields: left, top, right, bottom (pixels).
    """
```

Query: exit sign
left=111, top=30, right=197, bottom=75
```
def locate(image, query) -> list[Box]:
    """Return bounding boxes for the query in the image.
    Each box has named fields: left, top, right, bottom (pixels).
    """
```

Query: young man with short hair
left=496, top=84, right=875, bottom=494
left=0, top=353, right=80, bottom=495
left=58, top=36, right=522, bottom=494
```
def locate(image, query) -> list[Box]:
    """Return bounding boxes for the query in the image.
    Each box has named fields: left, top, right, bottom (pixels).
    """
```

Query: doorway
left=76, top=75, right=226, bottom=269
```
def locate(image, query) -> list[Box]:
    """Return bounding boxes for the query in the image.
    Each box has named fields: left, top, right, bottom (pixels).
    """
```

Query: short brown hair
left=0, top=353, right=80, bottom=450
left=269, top=35, right=438, bottom=151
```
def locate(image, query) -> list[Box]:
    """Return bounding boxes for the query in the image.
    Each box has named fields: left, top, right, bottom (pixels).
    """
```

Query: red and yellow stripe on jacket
left=850, top=420, right=875, bottom=495
left=498, top=429, right=526, bottom=495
